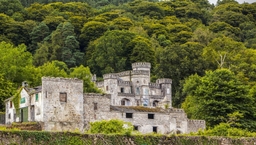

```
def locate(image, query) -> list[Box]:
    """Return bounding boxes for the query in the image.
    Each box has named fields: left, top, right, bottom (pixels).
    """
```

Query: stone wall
left=187, top=119, right=206, bottom=133
left=41, top=77, right=84, bottom=132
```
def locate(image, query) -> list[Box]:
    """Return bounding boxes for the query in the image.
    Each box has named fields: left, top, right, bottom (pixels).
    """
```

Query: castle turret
left=156, top=78, right=172, bottom=108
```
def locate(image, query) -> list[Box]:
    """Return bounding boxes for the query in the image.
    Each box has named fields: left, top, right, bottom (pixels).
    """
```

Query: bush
left=88, top=119, right=133, bottom=135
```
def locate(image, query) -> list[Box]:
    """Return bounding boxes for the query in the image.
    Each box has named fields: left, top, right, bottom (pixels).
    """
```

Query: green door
left=20, top=107, right=28, bottom=122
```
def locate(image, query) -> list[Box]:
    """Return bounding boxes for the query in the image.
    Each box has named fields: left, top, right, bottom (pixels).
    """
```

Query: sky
left=208, top=0, right=256, bottom=5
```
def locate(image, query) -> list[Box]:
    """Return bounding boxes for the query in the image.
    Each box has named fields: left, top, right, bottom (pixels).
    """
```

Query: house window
left=35, top=94, right=39, bottom=102
left=130, top=86, right=133, bottom=93
left=8, top=113, right=11, bottom=119
left=121, top=87, right=124, bottom=93
left=94, top=102, right=97, bottom=110
left=10, top=101, right=12, bottom=108
left=121, top=100, right=125, bottom=106
left=59, top=92, right=67, bottom=102
left=126, top=113, right=133, bottom=118
left=134, top=125, right=138, bottom=131
left=167, top=88, right=170, bottom=94
left=20, top=98, right=25, bottom=104
left=153, top=126, right=157, bottom=133
left=106, top=86, right=108, bottom=91
left=148, top=114, right=155, bottom=119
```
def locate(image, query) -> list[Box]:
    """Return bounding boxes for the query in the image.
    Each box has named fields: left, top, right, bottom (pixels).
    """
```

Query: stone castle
left=5, top=62, right=205, bottom=134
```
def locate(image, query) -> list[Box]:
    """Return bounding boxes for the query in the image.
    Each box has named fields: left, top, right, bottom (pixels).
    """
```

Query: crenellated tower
left=156, top=78, right=172, bottom=108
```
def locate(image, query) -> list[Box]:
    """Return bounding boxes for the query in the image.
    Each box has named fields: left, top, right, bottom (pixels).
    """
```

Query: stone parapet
left=116, top=71, right=131, bottom=77
left=103, top=73, right=117, bottom=79
left=42, top=77, right=82, bottom=83
left=187, top=119, right=206, bottom=133
left=83, top=93, right=111, bottom=100
left=131, top=70, right=150, bottom=76
left=118, top=80, right=131, bottom=86
left=149, top=83, right=160, bottom=88
left=96, top=81, right=104, bottom=87
left=150, top=95, right=164, bottom=99
left=169, top=108, right=184, bottom=113
left=156, top=78, right=172, bottom=84
left=118, top=92, right=135, bottom=97
left=132, top=62, right=151, bottom=69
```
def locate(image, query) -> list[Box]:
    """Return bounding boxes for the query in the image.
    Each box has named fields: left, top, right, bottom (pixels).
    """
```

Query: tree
left=86, top=30, right=136, bottom=76
left=182, top=69, right=256, bottom=131
left=0, top=0, right=24, bottom=16
left=0, top=74, right=15, bottom=111
left=70, top=65, right=101, bottom=93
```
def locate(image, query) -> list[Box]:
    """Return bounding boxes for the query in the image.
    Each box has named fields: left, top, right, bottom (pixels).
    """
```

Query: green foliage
left=70, top=65, right=101, bottom=93
left=12, top=87, right=23, bottom=114
left=89, top=119, right=133, bottom=135
left=182, top=69, right=256, bottom=131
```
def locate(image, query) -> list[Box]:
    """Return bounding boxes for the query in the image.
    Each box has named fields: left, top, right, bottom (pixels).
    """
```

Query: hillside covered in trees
left=1, top=0, right=256, bottom=132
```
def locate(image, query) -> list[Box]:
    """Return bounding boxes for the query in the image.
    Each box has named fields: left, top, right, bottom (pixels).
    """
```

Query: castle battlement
left=156, top=78, right=172, bottom=84
left=42, top=77, right=82, bottom=83
left=116, top=71, right=131, bottom=77
left=103, top=73, right=117, bottom=79
left=118, top=80, right=131, bottom=86
left=96, top=81, right=104, bottom=87
left=187, top=119, right=205, bottom=124
left=149, top=83, right=160, bottom=88
left=169, top=108, right=184, bottom=113
left=132, top=62, right=151, bottom=70
left=83, top=93, right=111, bottom=99
left=132, top=70, right=150, bottom=76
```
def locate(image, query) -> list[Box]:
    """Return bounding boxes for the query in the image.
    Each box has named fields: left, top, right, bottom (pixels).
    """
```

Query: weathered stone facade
left=5, top=62, right=205, bottom=133
left=96, top=62, right=172, bottom=108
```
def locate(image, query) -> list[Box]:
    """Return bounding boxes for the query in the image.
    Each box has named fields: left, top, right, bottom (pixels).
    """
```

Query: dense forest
left=1, top=0, right=256, bottom=131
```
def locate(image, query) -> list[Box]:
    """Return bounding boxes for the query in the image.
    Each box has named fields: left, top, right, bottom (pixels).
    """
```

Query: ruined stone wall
left=41, top=77, right=84, bottom=132
left=187, top=119, right=206, bottom=133
left=83, top=93, right=111, bottom=130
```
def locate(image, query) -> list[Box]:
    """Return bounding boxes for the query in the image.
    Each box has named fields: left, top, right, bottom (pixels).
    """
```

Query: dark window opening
left=148, top=114, right=155, bottom=119
left=137, top=100, right=139, bottom=106
left=153, top=101, right=159, bottom=107
left=45, top=91, right=47, bottom=98
left=153, top=126, right=157, bottom=133
left=126, top=113, right=133, bottom=118
left=94, top=102, right=97, bottom=110
left=136, top=87, right=140, bottom=95
left=121, top=87, right=124, bottom=93
left=106, top=86, right=108, bottom=91
left=10, top=101, right=12, bottom=108
left=59, top=92, right=67, bottom=102
left=134, top=125, right=138, bottom=131
left=8, top=113, right=11, bottom=119
left=130, top=86, right=133, bottom=93
left=121, top=100, right=125, bottom=105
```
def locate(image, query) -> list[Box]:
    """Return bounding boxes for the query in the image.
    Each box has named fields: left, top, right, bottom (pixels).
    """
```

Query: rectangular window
left=121, top=100, right=125, bottom=106
left=148, top=114, right=155, bottom=119
left=126, top=113, right=133, bottom=118
left=153, top=126, right=157, bottom=133
left=133, top=125, right=138, bottom=131
left=94, top=102, right=97, bottom=110
left=35, top=94, right=39, bottom=102
left=20, top=98, right=25, bottom=104
left=8, top=113, right=11, bottom=119
left=136, top=88, right=140, bottom=95
left=121, top=87, right=124, bottom=93
left=10, top=101, right=12, bottom=108
left=106, top=86, right=108, bottom=91
left=59, top=92, right=67, bottom=102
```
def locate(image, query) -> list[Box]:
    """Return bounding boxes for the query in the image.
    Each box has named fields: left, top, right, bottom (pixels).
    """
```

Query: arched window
left=153, top=100, right=159, bottom=107
left=121, top=98, right=130, bottom=106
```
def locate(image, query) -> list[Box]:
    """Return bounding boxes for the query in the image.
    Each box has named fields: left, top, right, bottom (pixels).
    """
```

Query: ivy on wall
left=11, top=87, right=23, bottom=115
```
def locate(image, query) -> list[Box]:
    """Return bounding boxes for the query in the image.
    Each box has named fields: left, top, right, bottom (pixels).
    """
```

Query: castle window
left=35, top=94, right=39, bottom=102
left=144, top=88, right=149, bottom=95
left=126, top=113, right=133, bottom=118
left=167, top=88, right=170, bottom=94
left=121, top=98, right=130, bottom=106
left=130, top=86, right=133, bottom=93
left=153, top=100, right=159, bottom=107
left=134, top=125, right=138, bottom=131
left=148, top=114, right=155, bottom=119
left=10, top=101, right=12, bottom=108
left=153, top=126, right=157, bottom=133
left=136, top=87, right=140, bottom=95
left=94, top=102, right=97, bottom=110
left=106, top=86, right=108, bottom=91
left=59, top=92, right=67, bottom=102
left=120, top=87, right=124, bottom=93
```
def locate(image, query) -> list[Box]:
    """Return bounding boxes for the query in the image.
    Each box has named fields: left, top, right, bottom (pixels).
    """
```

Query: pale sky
left=208, top=0, right=256, bottom=5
